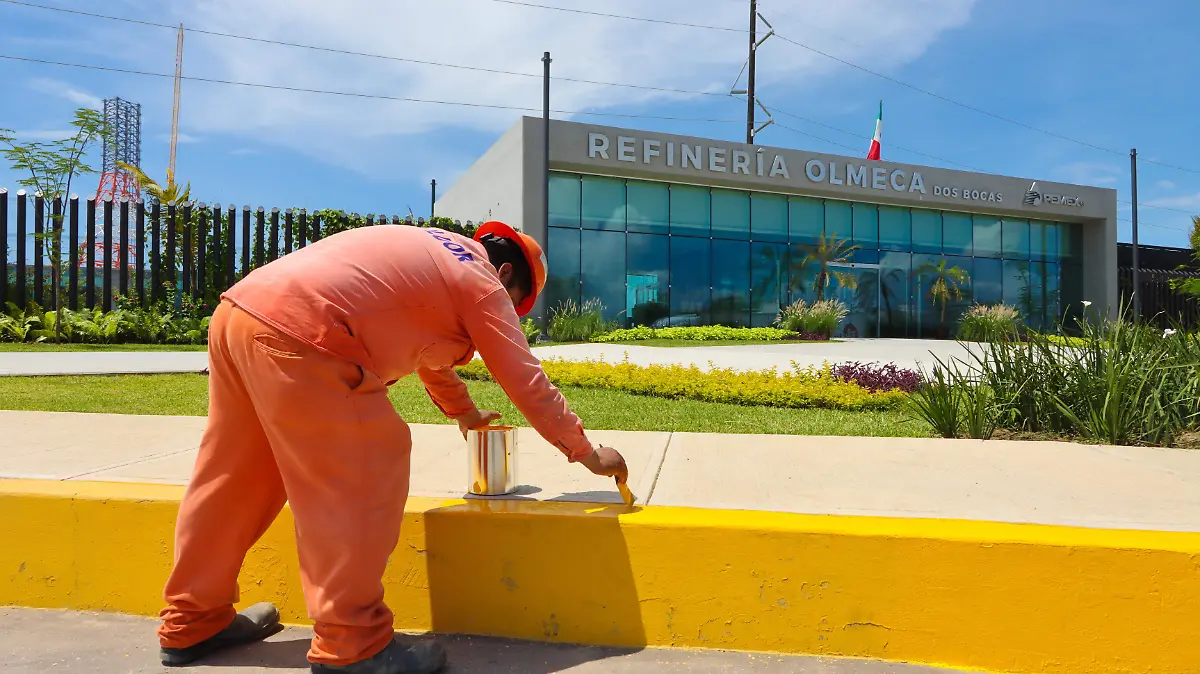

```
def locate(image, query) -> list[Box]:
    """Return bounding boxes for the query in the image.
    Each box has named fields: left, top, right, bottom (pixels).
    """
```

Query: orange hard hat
left=474, top=221, right=547, bottom=317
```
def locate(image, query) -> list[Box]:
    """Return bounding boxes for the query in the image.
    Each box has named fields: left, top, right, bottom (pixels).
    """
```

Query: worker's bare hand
left=454, top=409, right=503, bottom=438
left=580, top=446, right=629, bottom=485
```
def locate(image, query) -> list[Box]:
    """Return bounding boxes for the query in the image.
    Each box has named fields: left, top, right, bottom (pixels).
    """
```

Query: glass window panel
left=852, top=249, right=880, bottom=264
left=878, top=206, right=911, bottom=251
left=669, top=184, right=709, bottom=236
left=545, top=227, right=580, bottom=314
left=1061, top=223, right=1082, bottom=262
left=669, top=236, right=710, bottom=325
left=751, top=193, right=788, bottom=242
left=973, top=257, right=1003, bottom=305
left=711, top=188, right=750, bottom=240
left=787, top=243, right=819, bottom=305
left=626, top=180, right=669, bottom=234
left=1029, top=220, right=1049, bottom=261
left=943, top=212, right=972, bottom=256
left=911, top=209, right=942, bottom=254
left=973, top=215, right=1002, bottom=259
left=548, top=173, right=580, bottom=228
left=788, top=196, right=823, bottom=246
left=751, top=242, right=788, bottom=327
left=1004, top=259, right=1031, bottom=319
left=1043, top=222, right=1061, bottom=261
left=581, top=176, right=625, bottom=231
left=852, top=203, right=879, bottom=250
left=579, top=229, right=626, bottom=322
left=1002, top=219, right=1030, bottom=259
left=1045, top=262, right=1062, bottom=327
left=627, top=233, right=670, bottom=327
left=824, top=200, right=852, bottom=241
left=1022, top=261, right=1048, bottom=331
left=879, top=251, right=911, bottom=337
left=1061, top=262, right=1084, bottom=325
left=711, top=240, right=750, bottom=326
left=913, top=255, right=973, bottom=338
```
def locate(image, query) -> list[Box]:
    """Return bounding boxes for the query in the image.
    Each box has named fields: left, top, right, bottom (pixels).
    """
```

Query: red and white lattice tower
left=94, top=97, right=142, bottom=203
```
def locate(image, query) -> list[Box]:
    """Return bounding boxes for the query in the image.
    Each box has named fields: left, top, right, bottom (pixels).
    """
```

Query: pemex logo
left=1023, top=182, right=1043, bottom=206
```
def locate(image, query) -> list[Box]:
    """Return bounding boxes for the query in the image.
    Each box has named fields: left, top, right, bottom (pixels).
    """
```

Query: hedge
left=456, top=357, right=907, bottom=411
left=592, top=326, right=822, bottom=343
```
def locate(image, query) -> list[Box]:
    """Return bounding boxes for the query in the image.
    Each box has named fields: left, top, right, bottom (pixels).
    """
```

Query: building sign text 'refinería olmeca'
left=586, top=132, right=1060, bottom=208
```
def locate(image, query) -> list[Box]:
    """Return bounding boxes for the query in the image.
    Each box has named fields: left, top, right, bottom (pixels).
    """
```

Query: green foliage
left=1190, top=215, right=1200, bottom=253
left=789, top=233, right=859, bottom=301
left=957, top=304, right=1022, bottom=342
left=547, top=298, right=617, bottom=342
left=456, top=357, right=907, bottom=412
left=520, top=318, right=541, bottom=345
left=0, top=294, right=211, bottom=346
left=906, top=303, right=1200, bottom=446
left=774, top=299, right=849, bottom=337
left=314, top=211, right=478, bottom=239
left=594, top=325, right=800, bottom=343
left=916, top=258, right=971, bottom=327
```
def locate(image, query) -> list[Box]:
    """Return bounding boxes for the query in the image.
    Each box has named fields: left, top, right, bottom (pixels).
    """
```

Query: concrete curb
left=3, top=478, right=1199, bottom=673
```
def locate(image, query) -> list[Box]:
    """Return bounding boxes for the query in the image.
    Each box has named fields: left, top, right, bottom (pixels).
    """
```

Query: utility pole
left=430, top=179, right=437, bottom=219
left=169, top=24, right=184, bottom=182
left=1130, top=148, right=1140, bottom=321
left=542, top=50, right=552, bottom=327
left=746, top=0, right=756, bottom=144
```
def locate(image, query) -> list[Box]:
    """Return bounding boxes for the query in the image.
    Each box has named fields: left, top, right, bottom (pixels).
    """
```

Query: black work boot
left=310, top=638, right=447, bottom=674
left=160, top=602, right=285, bottom=667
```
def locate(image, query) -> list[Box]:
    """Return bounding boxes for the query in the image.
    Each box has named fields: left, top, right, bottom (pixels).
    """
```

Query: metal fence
left=1, top=189, right=469, bottom=312
left=1118, top=266, right=1200, bottom=330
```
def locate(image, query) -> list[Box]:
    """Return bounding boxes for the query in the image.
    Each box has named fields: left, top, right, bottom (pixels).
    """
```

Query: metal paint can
left=466, top=425, right=518, bottom=496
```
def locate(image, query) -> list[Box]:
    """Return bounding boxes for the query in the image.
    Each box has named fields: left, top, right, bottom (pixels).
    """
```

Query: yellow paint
left=3, top=478, right=1200, bottom=673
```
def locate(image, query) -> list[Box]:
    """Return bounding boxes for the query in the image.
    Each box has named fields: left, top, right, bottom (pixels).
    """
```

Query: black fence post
left=33, top=193, right=44, bottom=307
left=311, top=213, right=321, bottom=242
left=269, top=207, right=280, bottom=262
left=119, top=198, right=130, bottom=299
left=69, top=195, right=79, bottom=310
left=102, top=197, right=113, bottom=312
left=241, top=206, right=250, bottom=280
left=211, top=203, right=222, bottom=295
left=255, top=207, right=265, bottom=269
left=196, top=203, right=207, bottom=301
left=166, top=202, right=177, bottom=298
left=51, top=196, right=62, bottom=313
left=151, top=201, right=161, bottom=304
left=15, top=190, right=27, bottom=306
left=284, top=208, right=293, bottom=255
left=225, top=205, right=236, bottom=291
left=0, top=189, right=7, bottom=305
left=136, top=200, right=146, bottom=306
left=85, top=197, right=96, bottom=310
left=182, top=202, right=193, bottom=296
left=298, top=208, right=307, bottom=249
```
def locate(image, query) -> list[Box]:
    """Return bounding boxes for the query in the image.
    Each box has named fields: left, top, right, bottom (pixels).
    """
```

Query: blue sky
left=2, top=0, right=1198, bottom=248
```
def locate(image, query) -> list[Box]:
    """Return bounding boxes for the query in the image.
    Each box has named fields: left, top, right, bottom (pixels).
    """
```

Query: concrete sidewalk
left=0, top=339, right=980, bottom=376
left=0, top=608, right=963, bottom=673
left=5, top=409, right=1200, bottom=531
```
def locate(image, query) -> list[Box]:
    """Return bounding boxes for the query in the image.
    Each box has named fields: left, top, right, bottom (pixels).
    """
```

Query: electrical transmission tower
left=94, top=97, right=143, bottom=203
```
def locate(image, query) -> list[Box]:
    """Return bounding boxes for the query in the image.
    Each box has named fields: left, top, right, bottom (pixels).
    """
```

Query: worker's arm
left=461, top=289, right=594, bottom=463
left=417, top=365, right=476, bottom=419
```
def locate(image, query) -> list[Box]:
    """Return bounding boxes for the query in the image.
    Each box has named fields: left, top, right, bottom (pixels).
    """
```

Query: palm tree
left=789, top=233, right=860, bottom=302
left=916, top=259, right=970, bottom=336
left=117, top=162, right=191, bottom=204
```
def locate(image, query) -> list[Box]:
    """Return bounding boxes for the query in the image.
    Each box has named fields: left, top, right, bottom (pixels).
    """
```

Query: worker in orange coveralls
left=156, top=221, right=629, bottom=674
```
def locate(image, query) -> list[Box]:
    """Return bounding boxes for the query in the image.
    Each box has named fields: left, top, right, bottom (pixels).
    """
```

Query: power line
left=479, top=0, right=743, bottom=33
left=0, top=54, right=742, bottom=124
left=1119, top=199, right=1198, bottom=216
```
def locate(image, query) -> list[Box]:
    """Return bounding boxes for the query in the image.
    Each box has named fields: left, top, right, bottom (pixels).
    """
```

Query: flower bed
left=456, top=357, right=907, bottom=411
left=592, top=326, right=826, bottom=343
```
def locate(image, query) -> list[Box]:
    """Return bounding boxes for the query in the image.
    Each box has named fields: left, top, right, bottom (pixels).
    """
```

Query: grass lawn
left=0, top=343, right=208, bottom=352
left=0, top=373, right=927, bottom=438
left=599, top=339, right=830, bottom=348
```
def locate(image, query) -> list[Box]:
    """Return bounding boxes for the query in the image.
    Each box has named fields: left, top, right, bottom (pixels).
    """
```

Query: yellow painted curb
left=3, top=478, right=1200, bottom=673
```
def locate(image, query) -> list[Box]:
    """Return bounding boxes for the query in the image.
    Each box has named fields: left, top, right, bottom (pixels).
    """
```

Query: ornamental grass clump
left=546, top=298, right=616, bottom=343
left=957, top=304, right=1022, bottom=343
left=456, top=357, right=906, bottom=411
left=775, top=299, right=848, bottom=338
left=593, top=325, right=808, bottom=343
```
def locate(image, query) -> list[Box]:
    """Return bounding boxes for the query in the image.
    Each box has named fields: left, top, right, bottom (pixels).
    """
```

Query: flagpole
left=746, top=0, right=757, bottom=145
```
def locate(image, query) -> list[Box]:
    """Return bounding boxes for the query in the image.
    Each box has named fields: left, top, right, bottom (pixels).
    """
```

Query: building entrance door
left=827, top=262, right=880, bottom=338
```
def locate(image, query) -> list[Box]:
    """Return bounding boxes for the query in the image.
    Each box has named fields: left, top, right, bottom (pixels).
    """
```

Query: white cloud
left=1052, top=161, right=1121, bottom=186
left=179, top=0, right=972, bottom=172
left=27, top=77, right=102, bottom=109
left=6, top=129, right=75, bottom=142
left=1157, top=180, right=1177, bottom=190
left=1147, top=192, right=1200, bottom=210
left=230, top=148, right=261, bottom=156
left=157, top=132, right=202, bottom=145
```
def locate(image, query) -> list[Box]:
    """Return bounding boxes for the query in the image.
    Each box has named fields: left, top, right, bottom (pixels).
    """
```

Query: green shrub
left=547, top=298, right=617, bottom=342
left=520, top=318, right=540, bottom=345
left=592, top=325, right=800, bottom=343
left=456, top=357, right=907, bottom=411
left=1, top=298, right=211, bottom=346
left=957, top=304, right=1022, bottom=342
left=775, top=299, right=848, bottom=337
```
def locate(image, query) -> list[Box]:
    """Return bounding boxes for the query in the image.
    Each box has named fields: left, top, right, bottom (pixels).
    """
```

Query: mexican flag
left=867, top=100, right=882, bottom=160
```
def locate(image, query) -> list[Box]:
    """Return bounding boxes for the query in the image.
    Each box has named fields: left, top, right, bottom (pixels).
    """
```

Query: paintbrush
left=616, top=477, right=637, bottom=506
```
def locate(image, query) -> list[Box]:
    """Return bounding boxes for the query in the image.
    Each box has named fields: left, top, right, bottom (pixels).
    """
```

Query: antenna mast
left=169, top=23, right=184, bottom=182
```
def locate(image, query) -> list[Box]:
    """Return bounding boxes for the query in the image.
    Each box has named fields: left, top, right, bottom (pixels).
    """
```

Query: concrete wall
left=433, top=121, right=528, bottom=229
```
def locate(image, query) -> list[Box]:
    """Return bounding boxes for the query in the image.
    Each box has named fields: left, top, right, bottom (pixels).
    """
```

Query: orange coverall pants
left=157, top=300, right=410, bottom=666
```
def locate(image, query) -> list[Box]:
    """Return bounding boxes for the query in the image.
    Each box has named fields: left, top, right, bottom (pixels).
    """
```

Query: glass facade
left=546, top=172, right=1084, bottom=335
